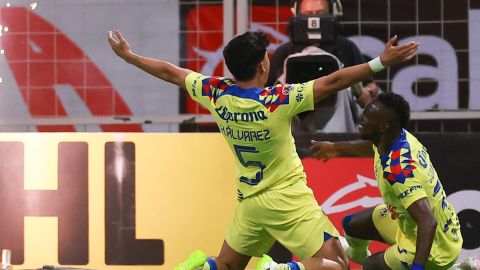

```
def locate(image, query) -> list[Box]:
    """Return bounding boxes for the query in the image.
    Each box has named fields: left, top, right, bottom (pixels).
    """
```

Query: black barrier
left=270, top=132, right=480, bottom=262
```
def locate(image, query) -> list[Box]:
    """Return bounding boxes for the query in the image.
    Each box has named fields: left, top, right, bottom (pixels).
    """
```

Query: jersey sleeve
left=268, top=80, right=314, bottom=118
left=389, top=159, right=428, bottom=209
left=184, top=72, right=215, bottom=110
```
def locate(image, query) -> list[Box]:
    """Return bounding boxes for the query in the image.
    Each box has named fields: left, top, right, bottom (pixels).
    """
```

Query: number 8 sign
left=308, top=17, right=320, bottom=29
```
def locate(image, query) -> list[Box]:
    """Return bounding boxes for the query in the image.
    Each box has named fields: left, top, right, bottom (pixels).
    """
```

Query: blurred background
left=0, top=0, right=479, bottom=132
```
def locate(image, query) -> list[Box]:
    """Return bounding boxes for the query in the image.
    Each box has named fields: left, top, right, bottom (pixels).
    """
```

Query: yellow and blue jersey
left=373, top=129, right=462, bottom=265
left=185, top=72, right=314, bottom=200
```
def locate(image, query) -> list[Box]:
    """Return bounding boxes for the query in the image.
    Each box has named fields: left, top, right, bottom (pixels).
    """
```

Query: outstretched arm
left=312, top=36, right=419, bottom=103
left=309, top=140, right=374, bottom=162
left=108, top=30, right=192, bottom=90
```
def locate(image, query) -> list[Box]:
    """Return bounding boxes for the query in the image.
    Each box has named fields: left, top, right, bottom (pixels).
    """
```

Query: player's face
left=358, top=99, right=384, bottom=140
left=300, top=0, right=329, bottom=15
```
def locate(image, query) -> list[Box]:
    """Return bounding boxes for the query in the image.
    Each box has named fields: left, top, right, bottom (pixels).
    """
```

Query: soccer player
left=310, top=93, right=464, bottom=270
left=108, top=30, right=418, bottom=270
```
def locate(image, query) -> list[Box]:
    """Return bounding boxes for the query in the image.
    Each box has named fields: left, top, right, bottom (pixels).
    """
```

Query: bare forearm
left=126, top=53, right=189, bottom=88
left=413, top=217, right=437, bottom=265
left=327, top=63, right=374, bottom=93
left=312, top=36, right=419, bottom=103
left=314, top=63, right=374, bottom=102
left=333, top=140, right=374, bottom=157
left=108, top=30, right=190, bottom=88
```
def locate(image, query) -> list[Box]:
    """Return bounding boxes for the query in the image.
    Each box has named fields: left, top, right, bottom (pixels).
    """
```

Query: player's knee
left=339, top=256, right=350, bottom=270
left=323, top=249, right=350, bottom=270
left=342, top=213, right=354, bottom=236
left=329, top=258, right=349, bottom=270
left=362, top=257, right=374, bottom=270
left=361, top=254, right=388, bottom=270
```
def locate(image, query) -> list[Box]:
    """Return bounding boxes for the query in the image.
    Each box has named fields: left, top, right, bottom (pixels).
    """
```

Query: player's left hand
left=380, top=35, right=419, bottom=67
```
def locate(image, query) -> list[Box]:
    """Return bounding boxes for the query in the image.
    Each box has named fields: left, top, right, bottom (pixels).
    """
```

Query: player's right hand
left=309, top=140, right=340, bottom=162
left=108, top=30, right=134, bottom=62
left=380, top=35, right=419, bottom=67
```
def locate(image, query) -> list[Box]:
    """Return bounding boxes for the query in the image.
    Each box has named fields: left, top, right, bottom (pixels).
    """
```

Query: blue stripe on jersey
left=201, top=76, right=290, bottom=107
left=237, top=189, right=244, bottom=201
left=342, top=214, right=353, bottom=236
left=324, top=232, right=333, bottom=241
left=433, top=180, right=441, bottom=197
left=287, top=262, right=301, bottom=270
left=218, top=85, right=290, bottom=106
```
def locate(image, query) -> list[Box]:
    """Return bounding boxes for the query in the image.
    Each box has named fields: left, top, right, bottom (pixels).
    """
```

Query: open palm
left=108, top=30, right=132, bottom=60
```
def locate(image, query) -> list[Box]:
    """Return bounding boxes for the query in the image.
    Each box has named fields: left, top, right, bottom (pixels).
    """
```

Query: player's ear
left=258, top=61, right=266, bottom=74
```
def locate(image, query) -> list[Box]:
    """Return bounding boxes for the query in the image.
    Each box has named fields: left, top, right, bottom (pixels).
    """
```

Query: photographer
left=267, top=0, right=380, bottom=132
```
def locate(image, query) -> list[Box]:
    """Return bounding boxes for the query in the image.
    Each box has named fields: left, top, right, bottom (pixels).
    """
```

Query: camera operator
left=267, top=0, right=380, bottom=132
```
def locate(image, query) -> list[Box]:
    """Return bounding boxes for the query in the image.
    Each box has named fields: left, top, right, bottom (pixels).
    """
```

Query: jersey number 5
left=234, top=145, right=266, bottom=186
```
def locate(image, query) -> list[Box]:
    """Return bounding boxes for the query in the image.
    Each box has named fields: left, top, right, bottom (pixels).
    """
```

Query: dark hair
left=377, top=92, right=410, bottom=128
left=223, top=31, right=269, bottom=81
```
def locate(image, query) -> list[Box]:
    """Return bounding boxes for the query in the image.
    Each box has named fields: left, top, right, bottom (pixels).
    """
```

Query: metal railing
left=1, top=111, right=480, bottom=132
left=0, top=114, right=215, bottom=132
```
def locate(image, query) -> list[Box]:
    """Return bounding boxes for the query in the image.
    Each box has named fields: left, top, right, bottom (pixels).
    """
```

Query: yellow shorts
left=371, top=204, right=398, bottom=245
left=383, top=243, right=456, bottom=270
left=226, top=180, right=339, bottom=260
left=372, top=205, right=458, bottom=270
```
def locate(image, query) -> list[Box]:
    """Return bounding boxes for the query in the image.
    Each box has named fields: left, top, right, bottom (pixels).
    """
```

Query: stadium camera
left=287, top=0, right=342, bottom=45
left=288, top=14, right=337, bottom=45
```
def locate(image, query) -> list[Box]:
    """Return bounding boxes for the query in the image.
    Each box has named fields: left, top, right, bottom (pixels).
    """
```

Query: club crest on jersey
left=378, top=206, right=389, bottom=217
left=259, top=85, right=291, bottom=112
left=282, top=85, right=294, bottom=95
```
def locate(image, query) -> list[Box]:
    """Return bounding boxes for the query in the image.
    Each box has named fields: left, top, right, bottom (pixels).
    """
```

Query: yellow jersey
left=185, top=72, right=314, bottom=200
left=373, top=129, right=462, bottom=265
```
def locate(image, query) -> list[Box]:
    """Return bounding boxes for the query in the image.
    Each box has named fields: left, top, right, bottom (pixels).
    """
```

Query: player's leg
left=174, top=242, right=251, bottom=270
left=256, top=239, right=347, bottom=270
left=176, top=196, right=274, bottom=270
left=302, top=236, right=349, bottom=270
left=221, top=193, right=276, bottom=269
left=341, top=206, right=379, bottom=264
left=256, top=181, right=348, bottom=270
left=206, top=240, right=252, bottom=270
left=342, top=204, right=398, bottom=263
left=343, top=206, right=386, bottom=242
left=256, top=231, right=347, bottom=270
left=373, top=243, right=414, bottom=270
left=363, top=231, right=463, bottom=270
left=362, top=251, right=390, bottom=270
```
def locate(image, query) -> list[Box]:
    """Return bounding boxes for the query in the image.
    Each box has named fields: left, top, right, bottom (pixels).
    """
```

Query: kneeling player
left=311, top=93, right=463, bottom=270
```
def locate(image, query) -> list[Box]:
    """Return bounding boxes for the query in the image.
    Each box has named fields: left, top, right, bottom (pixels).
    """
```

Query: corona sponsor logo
left=215, top=106, right=268, bottom=123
